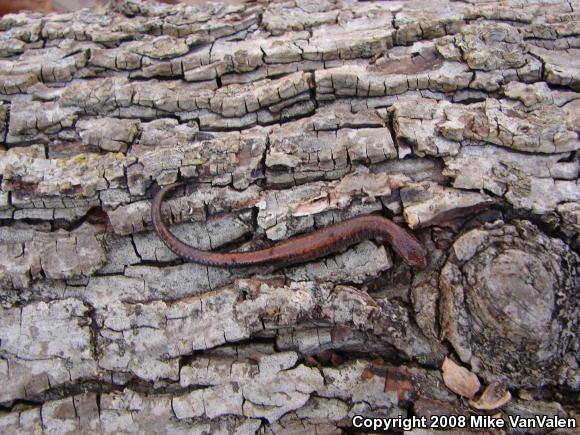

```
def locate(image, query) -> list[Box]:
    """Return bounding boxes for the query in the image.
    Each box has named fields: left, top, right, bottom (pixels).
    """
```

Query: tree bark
left=0, top=0, right=578, bottom=433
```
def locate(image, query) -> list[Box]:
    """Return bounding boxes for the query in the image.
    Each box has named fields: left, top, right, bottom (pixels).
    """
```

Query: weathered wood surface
left=0, top=0, right=578, bottom=433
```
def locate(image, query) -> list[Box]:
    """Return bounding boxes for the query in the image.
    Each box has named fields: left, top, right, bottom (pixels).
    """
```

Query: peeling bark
left=0, top=0, right=578, bottom=433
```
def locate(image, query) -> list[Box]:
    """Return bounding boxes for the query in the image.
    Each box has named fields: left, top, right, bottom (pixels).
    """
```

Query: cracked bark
left=0, top=0, right=578, bottom=433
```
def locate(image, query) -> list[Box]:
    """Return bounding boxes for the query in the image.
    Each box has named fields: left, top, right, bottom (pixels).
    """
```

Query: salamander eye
left=410, top=245, right=428, bottom=269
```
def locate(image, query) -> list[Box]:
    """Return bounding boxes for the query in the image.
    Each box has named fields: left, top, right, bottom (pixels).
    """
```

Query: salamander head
left=392, top=231, right=429, bottom=270
left=405, top=243, right=429, bottom=269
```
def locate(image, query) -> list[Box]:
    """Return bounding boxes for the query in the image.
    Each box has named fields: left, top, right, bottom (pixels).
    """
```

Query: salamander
left=151, top=183, right=428, bottom=269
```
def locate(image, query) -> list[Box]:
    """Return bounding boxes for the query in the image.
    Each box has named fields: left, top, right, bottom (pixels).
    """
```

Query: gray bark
left=0, top=0, right=578, bottom=433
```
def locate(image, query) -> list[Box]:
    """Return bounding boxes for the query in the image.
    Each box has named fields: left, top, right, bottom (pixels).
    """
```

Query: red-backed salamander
left=151, top=183, right=428, bottom=269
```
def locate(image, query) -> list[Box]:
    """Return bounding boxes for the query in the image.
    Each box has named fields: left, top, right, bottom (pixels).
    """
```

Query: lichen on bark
left=0, top=0, right=578, bottom=433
